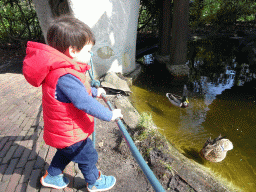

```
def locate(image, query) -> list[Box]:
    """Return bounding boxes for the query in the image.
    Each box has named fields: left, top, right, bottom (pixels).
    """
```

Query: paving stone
left=74, top=172, right=86, bottom=190
left=28, top=135, right=44, bottom=160
left=13, top=135, right=25, bottom=146
left=16, top=148, right=31, bottom=168
left=52, top=188, right=64, bottom=192
left=43, top=164, right=49, bottom=173
left=0, top=140, right=13, bottom=158
left=39, top=186, right=51, bottom=192
left=64, top=162, right=75, bottom=192
left=0, top=118, right=9, bottom=131
left=19, top=160, right=36, bottom=183
left=31, top=117, right=41, bottom=129
left=3, top=124, right=20, bottom=139
left=9, top=109, right=21, bottom=120
left=28, top=146, right=39, bottom=161
left=0, top=122, right=15, bottom=136
left=45, top=146, right=57, bottom=165
left=74, top=164, right=85, bottom=188
left=11, top=111, right=24, bottom=124
left=64, top=187, right=75, bottom=192
left=31, top=126, right=42, bottom=140
left=18, top=102, right=31, bottom=115
left=0, top=103, right=14, bottom=115
left=77, top=187, right=88, bottom=192
left=2, top=158, right=19, bottom=182
left=4, top=107, right=17, bottom=119
left=0, top=119, right=11, bottom=133
left=15, top=183, right=28, bottom=192
left=11, top=98, right=27, bottom=107
left=19, top=117, right=31, bottom=130
left=23, top=95, right=36, bottom=105
left=19, top=139, right=29, bottom=148
left=24, top=128, right=35, bottom=140
left=1, top=104, right=15, bottom=117
left=38, top=118, right=44, bottom=127
left=0, top=137, right=9, bottom=151
left=25, top=105, right=37, bottom=117
left=5, top=168, right=23, bottom=192
left=0, top=164, right=8, bottom=181
left=2, top=145, right=18, bottom=164
left=14, top=113, right=26, bottom=125
left=27, top=169, right=42, bottom=192
left=18, top=130, right=28, bottom=138
left=34, top=146, right=48, bottom=169
left=22, top=118, right=34, bottom=131
left=36, top=129, right=44, bottom=140
left=43, top=146, right=57, bottom=171
left=26, top=139, right=35, bottom=150
left=0, top=180, right=9, bottom=192
left=13, top=143, right=26, bottom=158
left=9, top=124, right=24, bottom=139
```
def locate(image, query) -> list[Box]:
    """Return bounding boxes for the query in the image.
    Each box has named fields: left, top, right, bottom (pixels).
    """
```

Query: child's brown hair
left=47, top=15, right=95, bottom=53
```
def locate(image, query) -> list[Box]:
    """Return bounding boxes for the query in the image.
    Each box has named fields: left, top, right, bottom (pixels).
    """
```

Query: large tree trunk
left=32, top=0, right=140, bottom=78
left=158, top=0, right=172, bottom=56
left=32, top=0, right=53, bottom=43
left=168, top=0, right=190, bottom=77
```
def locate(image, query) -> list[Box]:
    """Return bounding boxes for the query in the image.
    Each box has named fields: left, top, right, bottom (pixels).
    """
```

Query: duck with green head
left=166, top=85, right=189, bottom=108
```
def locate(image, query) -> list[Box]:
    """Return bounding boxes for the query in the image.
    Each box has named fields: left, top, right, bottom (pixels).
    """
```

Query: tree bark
left=158, top=0, right=172, bottom=56
left=168, top=0, right=190, bottom=76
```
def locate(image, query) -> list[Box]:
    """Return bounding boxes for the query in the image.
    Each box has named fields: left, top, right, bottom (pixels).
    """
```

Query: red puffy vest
left=23, top=41, right=94, bottom=149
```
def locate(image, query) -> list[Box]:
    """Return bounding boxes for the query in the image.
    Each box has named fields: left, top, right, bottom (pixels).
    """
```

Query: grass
left=160, top=160, right=175, bottom=176
left=135, top=112, right=158, bottom=140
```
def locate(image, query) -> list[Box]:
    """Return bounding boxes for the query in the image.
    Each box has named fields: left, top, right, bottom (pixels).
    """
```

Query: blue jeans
left=48, top=138, right=99, bottom=185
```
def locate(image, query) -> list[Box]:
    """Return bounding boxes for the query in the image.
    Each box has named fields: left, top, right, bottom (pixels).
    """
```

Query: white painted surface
left=33, top=0, right=140, bottom=77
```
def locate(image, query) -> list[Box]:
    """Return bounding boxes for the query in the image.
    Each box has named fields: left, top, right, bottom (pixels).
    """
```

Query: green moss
left=135, top=112, right=159, bottom=139
left=133, top=112, right=170, bottom=165
left=160, top=160, right=175, bottom=176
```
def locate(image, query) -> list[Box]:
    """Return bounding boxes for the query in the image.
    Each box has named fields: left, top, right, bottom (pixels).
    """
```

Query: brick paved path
left=0, top=72, right=92, bottom=192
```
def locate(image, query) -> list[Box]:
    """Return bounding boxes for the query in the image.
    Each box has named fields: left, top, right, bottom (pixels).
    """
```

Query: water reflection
left=132, top=38, right=256, bottom=191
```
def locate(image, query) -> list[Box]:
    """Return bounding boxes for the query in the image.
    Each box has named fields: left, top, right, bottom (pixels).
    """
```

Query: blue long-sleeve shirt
left=55, top=74, right=112, bottom=121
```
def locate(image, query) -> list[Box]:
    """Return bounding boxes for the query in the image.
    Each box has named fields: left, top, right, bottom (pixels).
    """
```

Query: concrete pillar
left=32, top=0, right=140, bottom=78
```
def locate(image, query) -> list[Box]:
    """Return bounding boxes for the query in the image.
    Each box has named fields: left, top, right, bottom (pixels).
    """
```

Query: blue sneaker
left=40, top=170, right=70, bottom=189
left=87, top=171, right=116, bottom=192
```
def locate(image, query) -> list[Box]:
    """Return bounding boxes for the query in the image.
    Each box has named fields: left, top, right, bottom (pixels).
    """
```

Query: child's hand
left=111, top=109, right=123, bottom=121
left=97, top=88, right=106, bottom=98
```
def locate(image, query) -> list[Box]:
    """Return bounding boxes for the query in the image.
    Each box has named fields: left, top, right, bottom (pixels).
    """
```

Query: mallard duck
left=166, top=85, right=189, bottom=108
left=200, top=134, right=233, bottom=163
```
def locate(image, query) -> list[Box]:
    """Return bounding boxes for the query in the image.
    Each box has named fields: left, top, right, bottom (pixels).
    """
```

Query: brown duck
left=200, top=134, right=233, bottom=162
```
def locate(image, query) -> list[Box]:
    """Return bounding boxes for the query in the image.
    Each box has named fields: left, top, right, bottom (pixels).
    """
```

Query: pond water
left=131, top=38, right=256, bottom=192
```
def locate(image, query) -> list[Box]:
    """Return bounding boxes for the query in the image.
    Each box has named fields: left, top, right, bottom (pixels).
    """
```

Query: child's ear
left=68, top=46, right=78, bottom=58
